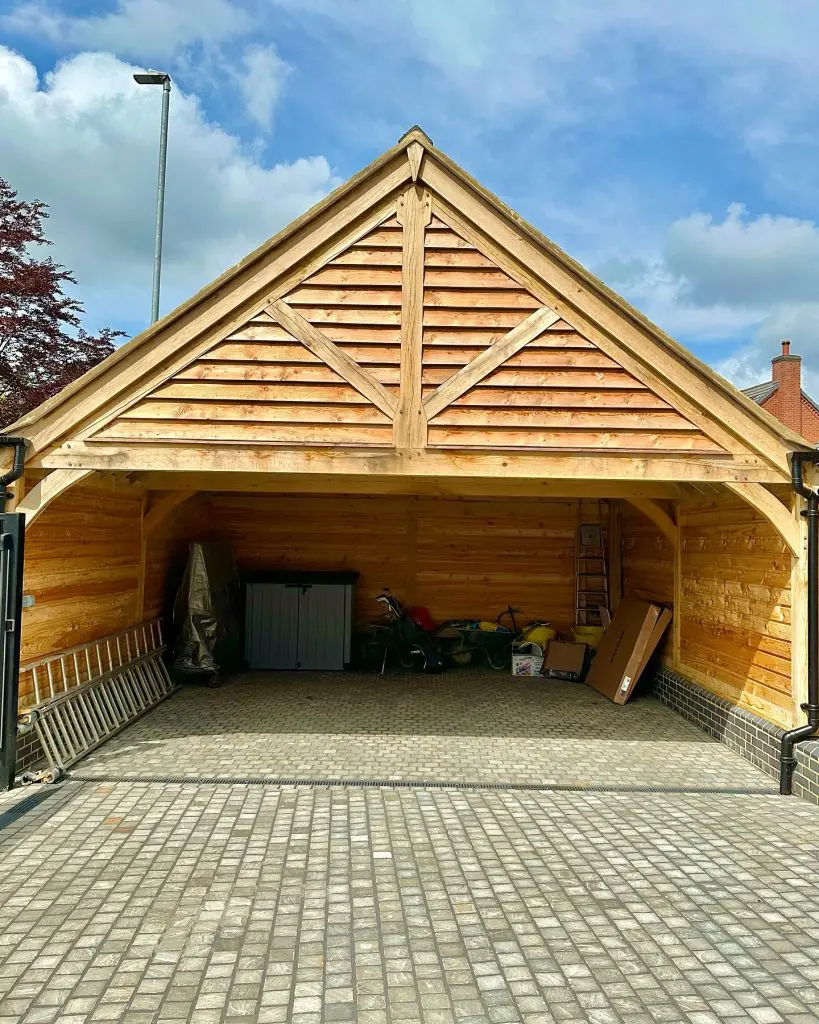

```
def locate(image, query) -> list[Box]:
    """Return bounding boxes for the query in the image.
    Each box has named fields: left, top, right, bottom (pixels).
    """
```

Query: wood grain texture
left=421, top=211, right=729, bottom=454
left=19, top=477, right=144, bottom=702
left=393, top=185, right=431, bottom=448
left=676, top=488, right=793, bottom=726
left=204, top=493, right=604, bottom=631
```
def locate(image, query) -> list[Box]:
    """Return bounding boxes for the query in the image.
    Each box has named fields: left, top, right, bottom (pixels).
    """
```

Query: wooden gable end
left=88, top=197, right=727, bottom=457
left=21, top=127, right=806, bottom=487
left=87, top=219, right=405, bottom=448
left=418, top=212, right=725, bottom=454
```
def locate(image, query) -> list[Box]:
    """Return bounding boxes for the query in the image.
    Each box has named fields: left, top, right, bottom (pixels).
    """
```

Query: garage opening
left=6, top=128, right=805, bottom=790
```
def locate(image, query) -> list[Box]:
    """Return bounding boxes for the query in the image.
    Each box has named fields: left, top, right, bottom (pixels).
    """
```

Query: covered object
left=5, top=127, right=816, bottom=786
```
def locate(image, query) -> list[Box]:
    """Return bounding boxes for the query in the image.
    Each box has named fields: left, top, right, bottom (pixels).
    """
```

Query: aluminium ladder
left=575, top=507, right=609, bottom=626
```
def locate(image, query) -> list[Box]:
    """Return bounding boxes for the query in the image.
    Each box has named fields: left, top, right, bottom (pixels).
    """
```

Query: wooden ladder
left=575, top=502, right=609, bottom=626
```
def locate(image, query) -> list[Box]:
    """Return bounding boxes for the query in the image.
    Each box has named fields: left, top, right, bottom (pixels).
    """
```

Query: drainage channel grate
left=67, top=772, right=776, bottom=796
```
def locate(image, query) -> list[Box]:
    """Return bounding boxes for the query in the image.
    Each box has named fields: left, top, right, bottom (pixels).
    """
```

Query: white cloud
left=665, top=204, right=819, bottom=307
left=0, top=46, right=334, bottom=334
left=2, top=0, right=251, bottom=61
left=232, top=43, right=290, bottom=131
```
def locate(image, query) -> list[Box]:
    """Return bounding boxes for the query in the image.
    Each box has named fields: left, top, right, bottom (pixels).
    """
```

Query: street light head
left=133, top=70, right=171, bottom=86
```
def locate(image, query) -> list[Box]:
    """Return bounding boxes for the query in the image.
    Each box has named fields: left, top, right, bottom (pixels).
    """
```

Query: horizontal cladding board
left=427, top=426, right=724, bottom=451
left=423, top=230, right=474, bottom=250
left=428, top=408, right=699, bottom=430
left=680, top=637, right=791, bottom=694
left=120, top=400, right=391, bottom=425
left=227, top=325, right=403, bottom=346
left=287, top=285, right=404, bottom=306
left=177, top=362, right=348, bottom=383
left=95, top=420, right=395, bottom=445
left=448, top=388, right=669, bottom=409
left=333, top=247, right=404, bottom=266
left=422, top=349, right=624, bottom=370
left=423, top=368, right=654, bottom=389
left=155, top=382, right=371, bottom=404
left=424, top=331, right=591, bottom=349
left=423, top=249, right=501, bottom=269
left=423, top=289, right=541, bottom=309
left=354, top=227, right=402, bottom=247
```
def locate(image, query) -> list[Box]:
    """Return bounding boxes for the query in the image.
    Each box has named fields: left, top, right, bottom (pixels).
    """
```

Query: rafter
left=423, top=306, right=560, bottom=420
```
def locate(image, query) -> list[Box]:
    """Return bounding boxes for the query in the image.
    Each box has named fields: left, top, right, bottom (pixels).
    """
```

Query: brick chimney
left=768, top=340, right=802, bottom=433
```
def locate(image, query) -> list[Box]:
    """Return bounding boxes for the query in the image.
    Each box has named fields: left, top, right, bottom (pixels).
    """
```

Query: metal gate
left=0, top=513, right=25, bottom=791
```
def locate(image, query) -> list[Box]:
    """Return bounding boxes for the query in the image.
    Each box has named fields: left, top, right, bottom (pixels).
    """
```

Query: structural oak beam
left=16, top=469, right=94, bottom=527
left=393, top=185, right=431, bottom=448
left=724, top=481, right=800, bottom=555
left=267, top=299, right=397, bottom=418
left=38, top=441, right=788, bottom=484
left=625, top=496, right=678, bottom=548
left=423, top=306, right=560, bottom=420
left=143, top=489, right=197, bottom=537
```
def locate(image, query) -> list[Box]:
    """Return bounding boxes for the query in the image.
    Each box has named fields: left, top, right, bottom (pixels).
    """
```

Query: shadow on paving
left=71, top=670, right=776, bottom=792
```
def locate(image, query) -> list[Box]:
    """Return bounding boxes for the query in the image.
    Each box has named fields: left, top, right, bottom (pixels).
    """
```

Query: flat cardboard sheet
left=585, top=598, right=664, bottom=704
left=543, top=641, right=587, bottom=680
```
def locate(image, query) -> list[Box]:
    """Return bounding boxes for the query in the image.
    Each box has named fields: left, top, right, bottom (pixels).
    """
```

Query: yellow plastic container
left=572, top=625, right=605, bottom=649
left=521, top=624, right=557, bottom=647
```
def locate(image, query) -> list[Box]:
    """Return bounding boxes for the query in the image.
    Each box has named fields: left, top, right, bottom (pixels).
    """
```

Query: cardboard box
left=511, top=653, right=543, bottom=676
left=584, top=598, right=670, bottom=704
left=543, top=641, right=587, bottom=681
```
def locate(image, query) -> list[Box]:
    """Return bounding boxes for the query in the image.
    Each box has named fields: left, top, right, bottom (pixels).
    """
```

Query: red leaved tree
left=0, top=177, right=123, bottom=426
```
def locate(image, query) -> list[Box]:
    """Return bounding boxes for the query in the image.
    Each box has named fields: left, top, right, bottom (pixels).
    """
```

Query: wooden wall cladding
left=205, top=493, right=587, bottom=629
left=678, top=489, right=792, bottom=726
left=423, top=211, right=724, bottom=454
left=143, top=496, right=212, bottom=621
left=20, top=479, right=143, bottom=669
left=621, top=502, right=675, bottom=606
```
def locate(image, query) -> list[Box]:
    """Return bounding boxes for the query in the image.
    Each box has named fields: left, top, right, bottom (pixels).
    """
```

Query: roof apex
left=398, top=124, right=434, bottom=148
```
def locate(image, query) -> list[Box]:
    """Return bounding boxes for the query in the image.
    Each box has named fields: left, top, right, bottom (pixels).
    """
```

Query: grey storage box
left=244, top=571, right=358, bottom=670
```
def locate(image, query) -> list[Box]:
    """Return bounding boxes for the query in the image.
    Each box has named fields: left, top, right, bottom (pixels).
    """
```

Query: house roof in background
left=743, top=380, right=778, bottom=404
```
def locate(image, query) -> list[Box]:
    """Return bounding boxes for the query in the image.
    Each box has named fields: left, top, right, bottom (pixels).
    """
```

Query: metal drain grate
left=66, top=772, right=777, bottom=796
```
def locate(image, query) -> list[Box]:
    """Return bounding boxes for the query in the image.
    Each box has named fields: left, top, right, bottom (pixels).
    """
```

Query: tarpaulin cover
left=172, top=542, right=242, bottom=677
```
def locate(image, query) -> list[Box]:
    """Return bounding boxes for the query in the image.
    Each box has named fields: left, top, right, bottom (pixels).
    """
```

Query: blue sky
left=2, top=0, right=819, bottom=392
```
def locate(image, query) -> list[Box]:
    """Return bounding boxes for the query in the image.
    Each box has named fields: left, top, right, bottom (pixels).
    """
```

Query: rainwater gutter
left=0, top=437, right=27, bottom=514
left=780, top=451, right=819, bottom=794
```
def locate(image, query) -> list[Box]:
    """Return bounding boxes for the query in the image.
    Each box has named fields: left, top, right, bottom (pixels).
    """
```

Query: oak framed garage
left=5, top=127, right=818, bottom=795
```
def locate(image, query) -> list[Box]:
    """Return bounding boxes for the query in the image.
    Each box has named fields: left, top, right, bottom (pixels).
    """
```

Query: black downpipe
left=0, top=437, right=27, bottom=512
left=780, top=451, right=819, bottom=794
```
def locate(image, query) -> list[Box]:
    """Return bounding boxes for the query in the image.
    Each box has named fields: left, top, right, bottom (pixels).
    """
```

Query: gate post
left=0, top=514, right=25, bottom=790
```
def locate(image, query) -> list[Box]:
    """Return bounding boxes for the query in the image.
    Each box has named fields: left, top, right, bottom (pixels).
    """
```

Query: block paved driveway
left=2, top=672, right=818, bottom=1023
left=75, top=671, right=772, bottom=790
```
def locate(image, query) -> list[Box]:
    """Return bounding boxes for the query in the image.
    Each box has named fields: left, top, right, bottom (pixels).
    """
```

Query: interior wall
left=677, top=489, right=792, bottom=727
left=143, top=495, right=213, bottom=622
left=620, top=499, right=675, bottom=662
left=203, top=493, right=606, bottom=630
left=21, top=476, right=144, bottom=676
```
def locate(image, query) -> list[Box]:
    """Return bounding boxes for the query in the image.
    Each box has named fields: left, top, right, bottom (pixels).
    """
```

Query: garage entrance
left=5, top=127, right=812, bottom=788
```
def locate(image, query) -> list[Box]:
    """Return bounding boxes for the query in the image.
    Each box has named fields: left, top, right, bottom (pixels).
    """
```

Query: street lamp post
left=133, top=70, right=171, bottom=325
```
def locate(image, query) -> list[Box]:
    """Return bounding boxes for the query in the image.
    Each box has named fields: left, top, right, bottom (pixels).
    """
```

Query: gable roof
left=7, top=126, right=809, bottom=480
left=743, top=380, right=778, bottom=404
